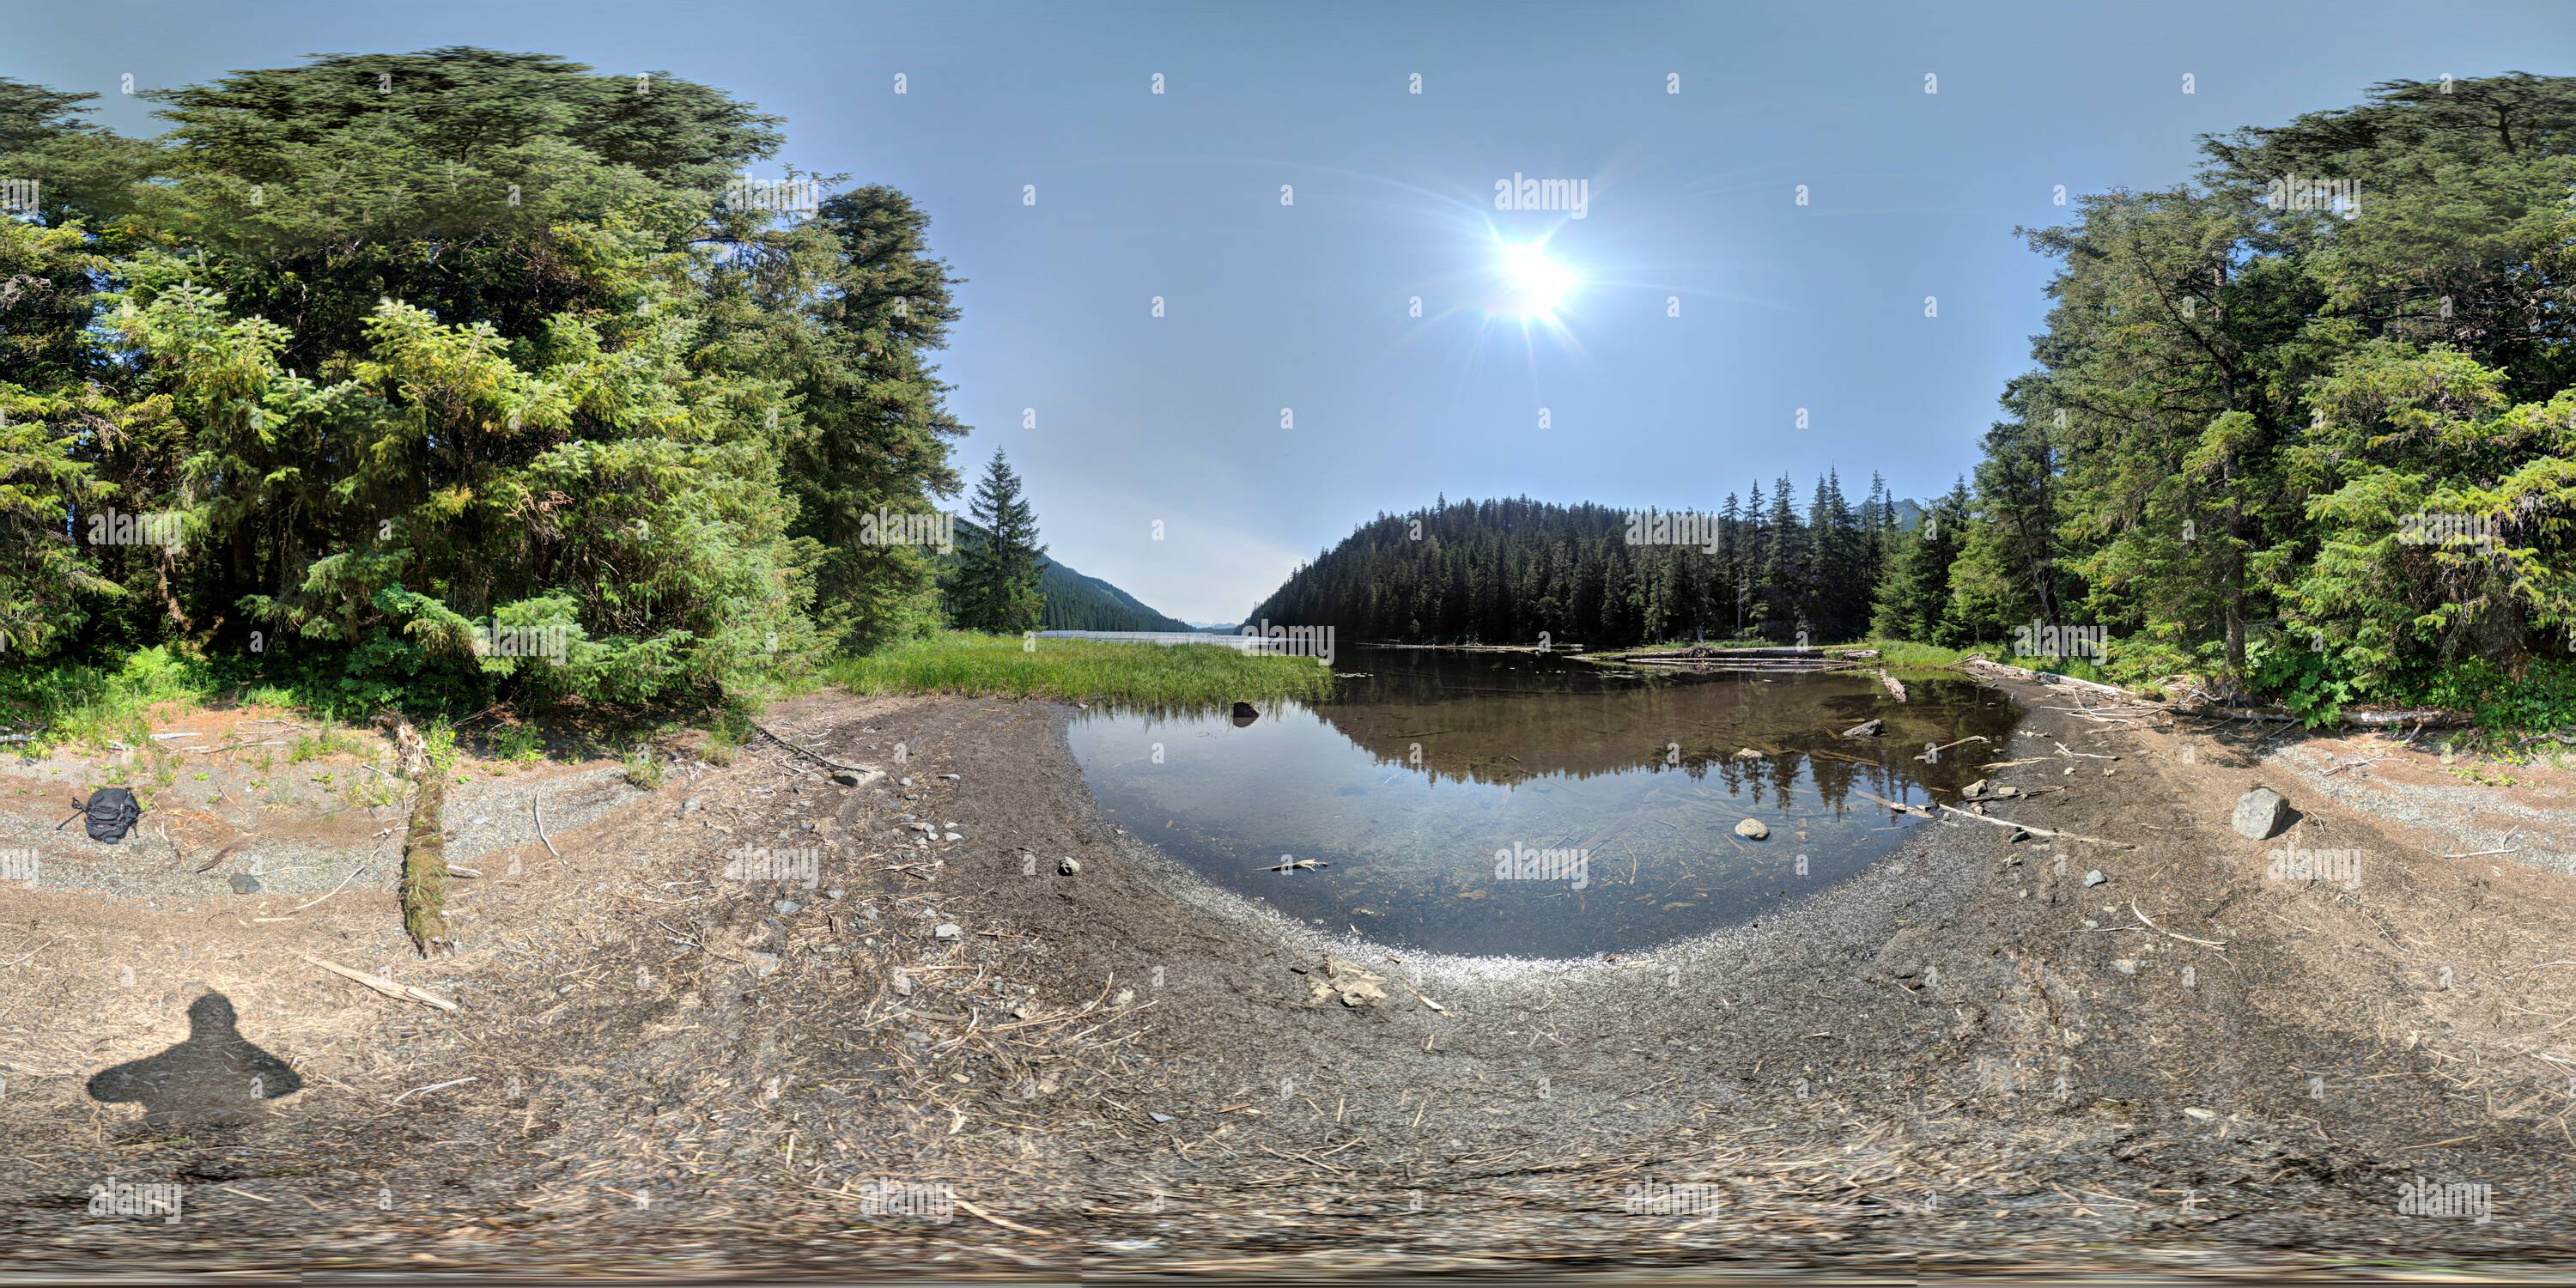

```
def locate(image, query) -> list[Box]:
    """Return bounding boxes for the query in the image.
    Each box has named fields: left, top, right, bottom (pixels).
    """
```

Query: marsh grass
left=829, top=630, right=1335, bottom=706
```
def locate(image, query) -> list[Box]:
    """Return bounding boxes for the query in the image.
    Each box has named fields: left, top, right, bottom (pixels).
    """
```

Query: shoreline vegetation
left=825, top=631, right=1337, bottom=707
left=1, top=632, right=1337, bottom=759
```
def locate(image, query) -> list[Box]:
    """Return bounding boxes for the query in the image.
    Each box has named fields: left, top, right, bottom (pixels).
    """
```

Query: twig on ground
left=752, top=722, right=870, bottom=774
left=1935, top=803, right=2132, bottom=848
left=387, top=1075, right=479, bottom=1105
left=302, top=954, right=459, bottom=1011
left=281, top=861, right=371, bottom=916
left=2129, top=899, right=2228, bottom=950
left=534, top=793, right=561, bottom=864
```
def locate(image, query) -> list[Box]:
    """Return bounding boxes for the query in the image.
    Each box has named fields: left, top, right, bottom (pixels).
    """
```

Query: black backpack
left=84, top=787, right=140, bottom=843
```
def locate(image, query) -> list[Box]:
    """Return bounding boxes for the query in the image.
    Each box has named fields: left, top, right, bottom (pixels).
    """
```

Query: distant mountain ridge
left=947, top=518, right=1190, bottom=632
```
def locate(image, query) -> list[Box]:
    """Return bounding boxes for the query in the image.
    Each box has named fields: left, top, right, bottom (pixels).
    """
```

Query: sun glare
left=1494, top=240, right=1576, bottom=319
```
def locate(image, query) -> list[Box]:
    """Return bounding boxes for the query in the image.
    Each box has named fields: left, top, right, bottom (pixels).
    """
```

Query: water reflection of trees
left=1306, top=675, right=2014, bottom=817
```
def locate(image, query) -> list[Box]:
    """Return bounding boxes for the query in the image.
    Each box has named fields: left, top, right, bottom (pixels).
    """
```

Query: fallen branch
left=2129, top=899, right=2227, bottom=950
left=1877, top=669, right=1908, bottom=702
left=533, top=792, right=561, bottom=864
left=1935, top=803, right=2133, bottom=848
left=951, top=1195, right=1052, bottom=1238
left=752, top=721, right=871, bottom=774
left=387, top=1075, right=479, bottom=1105
left=282, top=861, right=371, bottom=915
left=301, top=955, right=459, bottom=1012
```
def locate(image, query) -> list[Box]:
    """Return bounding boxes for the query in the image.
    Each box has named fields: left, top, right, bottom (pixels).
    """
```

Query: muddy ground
left=2, top=673, right=2574, bottom=1281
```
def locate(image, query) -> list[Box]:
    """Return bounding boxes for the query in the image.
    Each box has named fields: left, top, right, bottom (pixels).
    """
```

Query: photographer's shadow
left=88, top=992, right=302, bottom=1127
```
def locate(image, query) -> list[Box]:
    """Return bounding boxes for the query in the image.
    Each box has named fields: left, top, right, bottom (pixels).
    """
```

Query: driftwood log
left=393, top=723, right=451, bottom=957
left=1960, top=655, right=2471, bottom=730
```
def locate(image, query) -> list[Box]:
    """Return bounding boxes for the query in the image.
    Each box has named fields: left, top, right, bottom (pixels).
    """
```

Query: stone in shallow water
left=1734, top=818, right=1770, bottom=840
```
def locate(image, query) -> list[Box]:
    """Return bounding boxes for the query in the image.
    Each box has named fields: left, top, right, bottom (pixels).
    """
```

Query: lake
left=1066, top=646, right=2020, bottom=958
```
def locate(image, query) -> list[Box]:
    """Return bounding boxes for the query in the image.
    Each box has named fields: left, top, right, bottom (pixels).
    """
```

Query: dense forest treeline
left=1247, top=481, right=1911, bottom=647
left=0, top=50, right=1016, bottom=712
left=1254, top=74, right=2576, bottom=726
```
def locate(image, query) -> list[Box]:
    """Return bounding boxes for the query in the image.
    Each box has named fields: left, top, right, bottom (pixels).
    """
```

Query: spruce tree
left=951, top=451, right=1047, bottom=633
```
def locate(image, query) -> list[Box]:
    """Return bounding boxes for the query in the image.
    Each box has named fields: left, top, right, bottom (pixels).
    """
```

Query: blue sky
left=13, top=0, right=2568, bottom=621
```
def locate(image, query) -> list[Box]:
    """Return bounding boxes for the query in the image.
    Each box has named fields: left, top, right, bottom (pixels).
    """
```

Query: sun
left=1493, top=240, right=1576, bottom=319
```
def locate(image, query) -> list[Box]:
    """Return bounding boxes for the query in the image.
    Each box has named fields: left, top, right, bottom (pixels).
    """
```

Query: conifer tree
left=949, top=451, right=1046, bottom=633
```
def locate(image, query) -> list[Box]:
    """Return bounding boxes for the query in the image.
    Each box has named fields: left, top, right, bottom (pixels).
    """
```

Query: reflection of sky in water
left=1067, top=649, right=2020, bottom=958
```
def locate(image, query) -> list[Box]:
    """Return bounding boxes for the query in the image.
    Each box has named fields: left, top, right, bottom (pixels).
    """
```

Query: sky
left=11, top=0, right=2569, bottom=622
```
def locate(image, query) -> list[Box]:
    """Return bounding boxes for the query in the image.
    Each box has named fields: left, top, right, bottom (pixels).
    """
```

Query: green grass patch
left=0, top=647, right=219, bottom=751
left=827, top=630, right=1336, bottom=707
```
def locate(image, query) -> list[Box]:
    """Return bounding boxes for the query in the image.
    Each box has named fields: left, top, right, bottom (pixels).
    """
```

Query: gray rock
left=2111, top=959, right=2140, bottom=975
left=933, top=922, right=962, bottom=942
left=228, top=874, right=263, bottom=895
left=1149, top=1111, right=1175, bottom=1124
left=943, top=832, right=963, bottom=842
left=1734, top=818, right=1770, bottom=840
left=2083, top=869, right=2106, bottom=887
left=2232, top=787, right=2290, bottom=840
left=1059, top=857, right=1081, bottom=876
left=825, top=889, right=846, bottom=901
left=681, top=798, right=702, bottom=814
left=772, top=899, right=802, bottom=915
left=1841, top=719, right=1884, bottom=738
left=746, top=952, right=781, bottom=980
